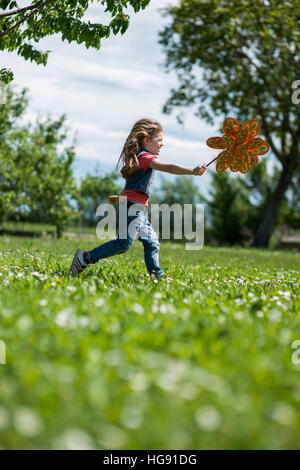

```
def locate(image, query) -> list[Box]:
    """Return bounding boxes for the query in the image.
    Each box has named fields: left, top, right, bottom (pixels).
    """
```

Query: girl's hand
left=192, top=164, right=206, bottom=176
left=109, top=195, right=119, bottom=205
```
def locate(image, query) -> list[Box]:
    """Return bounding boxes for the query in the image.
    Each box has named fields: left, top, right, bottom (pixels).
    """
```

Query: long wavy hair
left=116, top=118, right=163, bottom=179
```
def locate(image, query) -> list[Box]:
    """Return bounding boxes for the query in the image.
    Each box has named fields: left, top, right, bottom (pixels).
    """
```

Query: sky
left=1, top=0, right=276, bottom=198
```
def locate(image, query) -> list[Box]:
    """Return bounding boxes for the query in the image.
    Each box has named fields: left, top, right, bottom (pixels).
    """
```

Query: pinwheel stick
left=206, top=156, right=218, bottom=167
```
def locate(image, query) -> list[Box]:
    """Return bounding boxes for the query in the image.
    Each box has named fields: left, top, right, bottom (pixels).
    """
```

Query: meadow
left=0, top=235, right=299, bottom=450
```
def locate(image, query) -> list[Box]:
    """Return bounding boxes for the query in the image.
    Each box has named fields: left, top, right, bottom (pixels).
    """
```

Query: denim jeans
left=85, top=200, right=164, bottom=278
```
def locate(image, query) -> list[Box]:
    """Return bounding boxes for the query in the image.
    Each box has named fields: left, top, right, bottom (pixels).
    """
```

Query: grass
left=0, top=236, right=299, bottom=449
left=0, top=221, right=97, bottom=236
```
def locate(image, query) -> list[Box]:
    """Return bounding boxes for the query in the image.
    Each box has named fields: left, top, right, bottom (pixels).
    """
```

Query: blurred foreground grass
left=0, top=236, right=300, bottom=449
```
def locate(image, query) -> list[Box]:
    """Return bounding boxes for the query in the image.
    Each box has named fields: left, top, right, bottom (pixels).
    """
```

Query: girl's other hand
left=192, top=164, right=206, bottom=176
left=109, top=195, right=119, bottom=205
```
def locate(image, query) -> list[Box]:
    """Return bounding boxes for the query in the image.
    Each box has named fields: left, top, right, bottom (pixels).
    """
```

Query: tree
left=159, top=0, right=300, bottom=247
left=204, top=172, right=250, bottom=245
left=0, top=84, right=31, bottom=221
left=24, top=115, right=78, bottom=238
left=0, top=84, right=78, bottom=237
left=77, top=168, right=122, bottom=226
left=0, top=0, right=151, bottom=82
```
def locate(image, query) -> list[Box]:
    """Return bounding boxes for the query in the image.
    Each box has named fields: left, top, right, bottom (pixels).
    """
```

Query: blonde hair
left=116, top=118, right=163, bottom=179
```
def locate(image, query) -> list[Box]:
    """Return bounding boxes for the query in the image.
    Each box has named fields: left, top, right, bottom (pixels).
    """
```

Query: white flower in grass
left=256, top=311, right=264, bottom=318
left=78, top=316, right=90, bottom=327
left=159, top=304, right=168, bottom=314
left=59, top=428, right=95, bottom=450
left=14, top=407, right=43, bottom=437
left=234, top=312, right=243, bottom=320
left=39, top=299, right=48, bottom=307
left=154, top=292, right=163, bottom=299
left=129, top=372, right=149, bottom=392
left=120, top=407, right=143, bottom=429
left=195, top=405, right=222, bottom=431
left=55, top=308, right=76, bottom=328
left=31, top=271, right=41, bottom=277
left=94, top=298, right=105, bottom=307
left=270, top=402, right=296, bottom=425
left=131, top=303, right=144, bottom=314
left=268, top=309, right=282, bottom=323
left=279, top=291, right=291, bottom=300
left=67, top=285, right=77, bottom=292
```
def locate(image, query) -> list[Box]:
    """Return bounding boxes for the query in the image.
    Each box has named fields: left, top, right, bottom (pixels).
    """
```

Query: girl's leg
left=85, top=203, right=142, bottom=264
left=85, top=236, right=132, bottom=264
left=138, top=215, right=164, bottom=278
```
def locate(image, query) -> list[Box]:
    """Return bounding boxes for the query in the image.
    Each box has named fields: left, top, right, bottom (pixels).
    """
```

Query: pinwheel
left=206, top=117, right=270, bottom=173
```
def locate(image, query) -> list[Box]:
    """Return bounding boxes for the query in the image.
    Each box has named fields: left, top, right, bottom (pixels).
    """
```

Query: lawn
left=0, top=236, right=299, bottom=449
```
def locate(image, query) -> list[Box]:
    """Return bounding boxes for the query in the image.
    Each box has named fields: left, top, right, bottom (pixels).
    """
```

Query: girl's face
left=142, top=131, right=164, bottom=156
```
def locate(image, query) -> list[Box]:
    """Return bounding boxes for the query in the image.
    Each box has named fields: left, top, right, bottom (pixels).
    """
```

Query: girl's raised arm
left=149, top=159, right=206, bottom=176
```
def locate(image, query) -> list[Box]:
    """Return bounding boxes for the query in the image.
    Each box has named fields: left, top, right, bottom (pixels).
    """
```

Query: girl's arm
left=149, top=159, right=206, bottom=175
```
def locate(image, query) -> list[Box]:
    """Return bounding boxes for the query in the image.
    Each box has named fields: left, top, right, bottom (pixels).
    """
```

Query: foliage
left=204, top=171, right=250, bottom=245
left=0, top=85, right=77, bottom=237
left=0, top=0, right=151, bottom=81
left=159, top=0, right=300, bottom=246
left=0, top=237, right=299, bottom=449
left=77, top=168, right=122, bottom=226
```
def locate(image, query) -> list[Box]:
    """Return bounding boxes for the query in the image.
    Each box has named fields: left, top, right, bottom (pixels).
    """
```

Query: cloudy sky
left=2, top=0, right=273, bottom=198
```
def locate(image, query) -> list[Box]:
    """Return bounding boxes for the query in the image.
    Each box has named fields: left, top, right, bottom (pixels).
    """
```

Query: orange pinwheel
left=206, top=117, right=270, bottom=173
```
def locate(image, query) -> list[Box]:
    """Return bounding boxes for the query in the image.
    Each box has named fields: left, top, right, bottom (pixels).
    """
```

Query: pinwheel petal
left=250, top=141, right=270, bottom=155
left=243, top=150, right=258, bottom=167
left=222, top=134, right=236, bottom=149
left=222, top=117, right=240, bottom=137
left=242, top=119, right=261, bottom=139
left=239, top=160, right=250, bottom=173
left=206, top=136, right=227, bottom=149
left=216, top=149, right=233, bottom=173
left=244, top=137, right=264, bottom=150
left=229, top=154, right=242, bottom=172
left=236, top=126, right=249, bottom=145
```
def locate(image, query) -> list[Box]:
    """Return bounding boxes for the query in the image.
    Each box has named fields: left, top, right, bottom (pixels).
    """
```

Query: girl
left=69, top=118, right=206, bottom=278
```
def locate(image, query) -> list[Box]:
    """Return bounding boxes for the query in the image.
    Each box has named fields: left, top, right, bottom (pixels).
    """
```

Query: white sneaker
left=69, top=249, right=89, bottom=277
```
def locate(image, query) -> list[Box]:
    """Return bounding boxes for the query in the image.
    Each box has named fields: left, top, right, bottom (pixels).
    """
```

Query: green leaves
left=159, top=0, right=300, bottom=138
left=0, top=67, right=13, bottom=83
left=1, top=0, right=151, bottom=78
left=109, top=12, right=129, bottom=35
left=0, top=86, right=76, bottom=236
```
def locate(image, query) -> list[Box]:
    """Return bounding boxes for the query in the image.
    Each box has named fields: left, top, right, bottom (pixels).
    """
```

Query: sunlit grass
left=0, top=236, right=300, bottom=449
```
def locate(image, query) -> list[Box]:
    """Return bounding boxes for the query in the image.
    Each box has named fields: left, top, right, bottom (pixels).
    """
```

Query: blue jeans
left=85, top=200, right=164, bottom=278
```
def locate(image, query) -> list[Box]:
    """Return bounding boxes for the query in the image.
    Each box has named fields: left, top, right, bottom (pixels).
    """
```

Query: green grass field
left=0, top=236, right=300, bottom=449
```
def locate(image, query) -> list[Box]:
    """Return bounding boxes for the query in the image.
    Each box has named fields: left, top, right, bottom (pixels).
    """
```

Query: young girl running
left=69, top=118, right=206, bottom=278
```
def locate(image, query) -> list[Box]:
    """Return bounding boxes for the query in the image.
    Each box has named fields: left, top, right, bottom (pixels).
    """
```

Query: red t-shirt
left=121, top=152, right=157, bottom=208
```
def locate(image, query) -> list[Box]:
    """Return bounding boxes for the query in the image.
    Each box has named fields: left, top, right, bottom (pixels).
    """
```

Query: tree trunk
left=253, top=155, right=299, bottom=248
left=56, top=223, right=62, bottom=239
